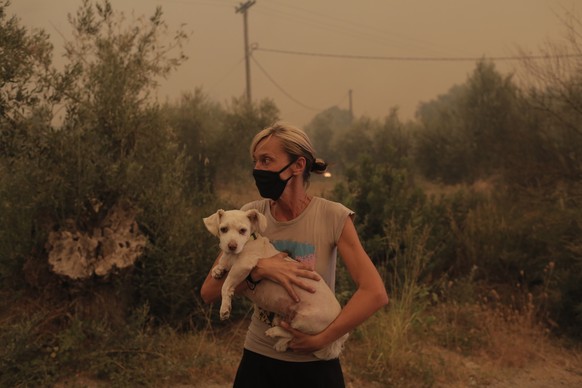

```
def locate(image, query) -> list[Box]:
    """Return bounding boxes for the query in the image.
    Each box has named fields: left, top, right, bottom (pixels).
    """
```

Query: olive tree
left=0, top=0, right=56, bottom=285
left=415, top=60, right=521, bottom=183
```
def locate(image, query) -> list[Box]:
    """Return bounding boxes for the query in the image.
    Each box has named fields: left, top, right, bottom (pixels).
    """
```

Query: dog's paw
left=273, top=338, right=291, bottom=352
left=265, top=327, right=277, bottom=338
left=211, top=266, right=226, bottom=279
left=219, top=301, right=232, bottom=320
left=265, top=327, right=292, bottom=352
left=265, top=326, right=290, bottom=338
left=271, top=315, right=282, bottom=326
left=219, top=308, right=231, bottom=320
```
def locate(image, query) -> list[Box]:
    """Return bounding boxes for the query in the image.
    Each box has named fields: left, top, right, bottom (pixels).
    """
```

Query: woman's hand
left=252, top=252, right=321, bottom=302
left=279, top=321, right=326, bottom=354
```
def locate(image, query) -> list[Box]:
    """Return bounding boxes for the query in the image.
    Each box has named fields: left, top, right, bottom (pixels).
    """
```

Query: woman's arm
left=200, top=251, right=321, bottom=304
left=281, top=216, right=389, bottom=354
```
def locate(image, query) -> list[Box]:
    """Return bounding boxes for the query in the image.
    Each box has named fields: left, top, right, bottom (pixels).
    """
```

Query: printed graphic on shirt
left=257, top=239, right=316, bottom=326
left=272, top=240, right=315, bottom=268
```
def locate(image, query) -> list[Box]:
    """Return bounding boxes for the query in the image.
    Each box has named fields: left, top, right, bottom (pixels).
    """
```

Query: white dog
left=203, top=208, right=348, bottom=360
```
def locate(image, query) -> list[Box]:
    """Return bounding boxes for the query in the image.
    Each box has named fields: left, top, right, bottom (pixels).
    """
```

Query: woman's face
left=253, top=136, right=293, bottom=177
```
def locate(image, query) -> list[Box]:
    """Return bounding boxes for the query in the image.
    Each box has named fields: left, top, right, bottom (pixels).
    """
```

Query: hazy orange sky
left=9, top=0, right=578, bottom=126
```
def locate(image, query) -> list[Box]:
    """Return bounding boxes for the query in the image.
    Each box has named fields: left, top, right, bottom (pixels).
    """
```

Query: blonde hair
left=250, top=122, right=328, bottom=183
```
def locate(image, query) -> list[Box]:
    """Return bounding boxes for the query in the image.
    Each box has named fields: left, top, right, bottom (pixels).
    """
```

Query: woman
left=200, top=122, right=388, bottom=387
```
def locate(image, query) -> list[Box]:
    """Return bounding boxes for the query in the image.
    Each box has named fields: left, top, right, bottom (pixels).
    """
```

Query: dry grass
left=3, top=290, right=580, bottom=387
left=184, top=298, right=578, bottom=388
left=339, top=292, right=578, bottom=388
left=170, top=319, right=248, bottom=386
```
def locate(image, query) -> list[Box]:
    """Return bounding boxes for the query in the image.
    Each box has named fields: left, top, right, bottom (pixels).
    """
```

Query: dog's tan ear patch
left=246, top=209, right=267, bottom=233
left=203, top=209, right=225, bottom=237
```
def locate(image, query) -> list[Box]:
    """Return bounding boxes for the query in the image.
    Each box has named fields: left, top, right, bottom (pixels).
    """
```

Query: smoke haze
left=9, top=0, right=576, bottom=125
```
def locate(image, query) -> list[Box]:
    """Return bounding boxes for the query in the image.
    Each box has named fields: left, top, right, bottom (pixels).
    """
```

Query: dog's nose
left=228, top=242, right=238, bottom=251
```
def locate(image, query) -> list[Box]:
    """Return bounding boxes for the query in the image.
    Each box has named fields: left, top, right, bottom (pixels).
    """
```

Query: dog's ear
left=245, top=209, right=267, bottom=233
left=203, top=209, right=225, bottom=236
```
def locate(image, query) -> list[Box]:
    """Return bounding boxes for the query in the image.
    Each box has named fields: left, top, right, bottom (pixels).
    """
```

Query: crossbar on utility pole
left=236, top=0, right=256, bottom=105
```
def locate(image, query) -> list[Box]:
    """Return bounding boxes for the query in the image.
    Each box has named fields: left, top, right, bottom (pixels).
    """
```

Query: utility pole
left=235, top=1, right=256, bottom=105
left=348, top=89, right=353, bottom=120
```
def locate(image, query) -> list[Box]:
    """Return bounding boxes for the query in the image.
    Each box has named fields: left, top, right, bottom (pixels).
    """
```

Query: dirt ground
left=434, top=342, right=582, bottom=388
left=52, top=313, right=582, bottom=388
left=189, top=360, right=582, bottom=388
left=187, top=345, right=582, bottom=388
left=484, top=353, right=582, bottom=388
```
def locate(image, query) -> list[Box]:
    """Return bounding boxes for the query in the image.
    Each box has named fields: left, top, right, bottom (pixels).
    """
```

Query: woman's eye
left=252, top=159, right=269, bottom=168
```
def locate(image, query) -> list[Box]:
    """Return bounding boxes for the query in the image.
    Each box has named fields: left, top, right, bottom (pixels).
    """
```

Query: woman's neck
left=271, top=188, right=312, bottom=221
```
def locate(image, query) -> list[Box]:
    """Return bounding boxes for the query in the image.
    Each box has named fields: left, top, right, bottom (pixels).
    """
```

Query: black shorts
left=233, top=348, right=345, bottom=388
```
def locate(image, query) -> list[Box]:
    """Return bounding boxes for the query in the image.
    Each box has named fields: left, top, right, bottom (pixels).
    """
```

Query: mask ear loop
left=277, top=159, right=297, bottom=174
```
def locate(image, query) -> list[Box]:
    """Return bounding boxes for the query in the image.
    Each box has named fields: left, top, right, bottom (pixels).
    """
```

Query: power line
left=258, top=1, right=452, bottom=56
left=250, top=56, right=322, bottom=111
left=207, top=56, right=246, bottom=94
left=255, top=47, right=582, bottom=62
left=252, top=56, right=352, bottom=113
left=157, top=0, right=235, bottom=9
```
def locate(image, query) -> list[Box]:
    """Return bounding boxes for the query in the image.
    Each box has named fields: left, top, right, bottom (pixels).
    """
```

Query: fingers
left=290, top=268, right=320, bottom=294
left=282, top=282, right=300, bottom=303
left=269, top=252, right=319, bottom=278
left=261, top=252, right=321, bottom=299
left=279, top=321, right=312, bottom=354
left=279, top=321, right=301, bottom=340
left=281, top=274, right=316, bottom=301
left=292, top=278, right=316, bottom=294
left=297, top=268, right=321, bottom=281
left=286, top=263, right=320, bottom=295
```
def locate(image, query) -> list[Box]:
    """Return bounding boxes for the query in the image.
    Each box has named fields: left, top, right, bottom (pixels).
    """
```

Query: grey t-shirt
left=240, top=197, right=353, bottom=361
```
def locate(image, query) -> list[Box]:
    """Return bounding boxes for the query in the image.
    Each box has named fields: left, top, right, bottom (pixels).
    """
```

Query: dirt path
left=185, top=354, right=582, bottom=388
left=485, top=357, right=582, bottom=388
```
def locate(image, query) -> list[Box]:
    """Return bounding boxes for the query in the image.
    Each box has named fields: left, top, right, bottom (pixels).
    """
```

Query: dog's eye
left=219, top=226, right=228, bottom=234
left=239, top=228, right=247, bottom=235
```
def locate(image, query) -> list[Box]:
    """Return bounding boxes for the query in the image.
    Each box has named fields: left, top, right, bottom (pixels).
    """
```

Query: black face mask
left=253, top=160, right=295, bottom=200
